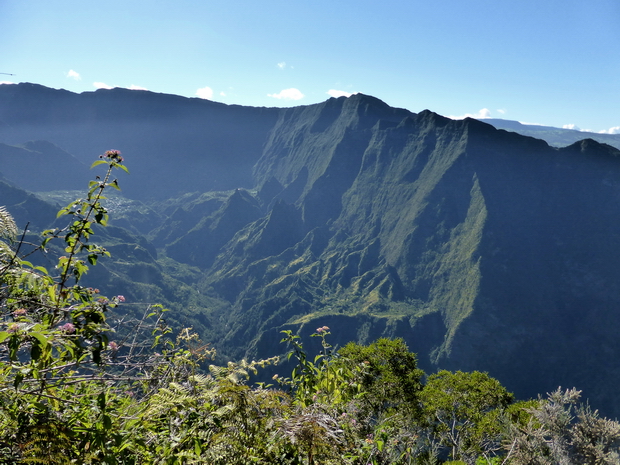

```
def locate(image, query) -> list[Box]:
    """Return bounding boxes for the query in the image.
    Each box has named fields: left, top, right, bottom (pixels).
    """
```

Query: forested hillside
left=2, top=83, right=620, bottom=420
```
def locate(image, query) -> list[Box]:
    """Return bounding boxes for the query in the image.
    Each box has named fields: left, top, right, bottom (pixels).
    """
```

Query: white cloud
left=277, top=62, right=286, bottom=69
left=450, top=108, right=492, bottom=120
left=477, top=108, right=492, bottom=118
left=66, top=69, right=81, bottom=81
left=0, top=81, right=15, bottom=85
left=563, top=124, right=581, bottom=131
left=219, top=91, right=226, bottom=97
left=496, top=109, right=506, bottom=115
left=93, top=82, right=113, bottom=90
left=196, top=86, right=214, bottom=100
left=599, top=126, right=620, bottom=135
left=267, top=88, right=304, bottom=100
left=93, top=82, right=148, bottom=91
left=327, top=89, right=355, bottom=98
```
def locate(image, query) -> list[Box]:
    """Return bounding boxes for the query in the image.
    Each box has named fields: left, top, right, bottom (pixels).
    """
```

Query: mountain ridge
left=3, top=83, right=620, bottom=416
left=482, top=117, right=620, bottom=150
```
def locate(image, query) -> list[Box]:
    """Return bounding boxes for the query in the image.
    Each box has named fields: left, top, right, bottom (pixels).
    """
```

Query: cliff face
left=3, top=84, right=620, bottom=415
left=198, top=95, right=620, bottom=413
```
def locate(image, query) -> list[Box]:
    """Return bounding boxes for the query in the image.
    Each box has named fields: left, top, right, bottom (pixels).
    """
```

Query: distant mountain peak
left=484, top=118, right=620, bottom=151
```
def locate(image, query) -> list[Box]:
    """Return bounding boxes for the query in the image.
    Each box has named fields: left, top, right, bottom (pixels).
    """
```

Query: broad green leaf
left=91, top=159, right=108, bottom=169
left=30, top=331, right=49, bottom=347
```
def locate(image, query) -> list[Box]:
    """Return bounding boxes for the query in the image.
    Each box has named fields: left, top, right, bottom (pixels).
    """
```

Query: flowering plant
left=0, top=150, right=137, bottom=460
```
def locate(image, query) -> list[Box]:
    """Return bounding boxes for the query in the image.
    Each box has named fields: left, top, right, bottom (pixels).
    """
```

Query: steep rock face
left=201, top=96, right=620, bottom=415
left=207, top=103, right=490, bottom=366
left=446, top=135, right=620, bottom=412
left=254, top=95, right=411, bottom=225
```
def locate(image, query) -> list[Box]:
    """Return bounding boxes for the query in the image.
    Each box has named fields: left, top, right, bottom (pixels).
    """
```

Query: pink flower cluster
left=117, top=295, right=126, bottom=302
left=12, top=308, right=27, bottom=317
left=101, top=150, right=124, bottom=163
left=59, top=323, right=76, bottom=334
left=316, top=326, right=330, bottom=333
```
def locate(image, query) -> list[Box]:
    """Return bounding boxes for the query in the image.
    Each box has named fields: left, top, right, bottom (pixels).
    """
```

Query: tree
left=337, top=337, right=424, bottom=419
left=419, top=370, right=513, bottom=464
left=335, top=338, right=428, bottom=464
left=504, top=388, right=620, bottom=465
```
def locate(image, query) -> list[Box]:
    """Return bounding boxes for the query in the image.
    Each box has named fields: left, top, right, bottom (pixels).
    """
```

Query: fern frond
left=20, top=421, right=73, bottom=464
left=0, top=206, right=17, bottom=242
left=144, top=384, right=194, bottom=417
left=0, top=240, right=13, bottom=264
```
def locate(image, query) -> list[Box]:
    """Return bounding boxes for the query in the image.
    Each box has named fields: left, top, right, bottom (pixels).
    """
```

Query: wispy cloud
left=93, top=82, right=113, bottom=90
left=267, top=88, right=304, bottom=100
left=518, top=121, right=546, bottom=126
left=558, top=124, right=620, bottom=134
left=599, top=126, right=620, bottom=135
left=450, top=108, right=492, bottom=120
left=93, top=82, right=147, bottom=91
left=327, top=89, right=355, bottom=98
left=66, top=69, right=81, bottom=81
left=277, top=62, right=286, bottom=69
left=196, top=86, right=214, bottom=100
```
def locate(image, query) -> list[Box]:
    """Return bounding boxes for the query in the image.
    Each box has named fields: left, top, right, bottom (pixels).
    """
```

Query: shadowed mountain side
left=0, top=141, right=90, bottom=191
left=0, top=180, right=59, bottom=231
left=443, top=135, right=620, bottom=414
left=253, top=94, right=412, bottom=224
left=0, top=83, right=281, bottom=198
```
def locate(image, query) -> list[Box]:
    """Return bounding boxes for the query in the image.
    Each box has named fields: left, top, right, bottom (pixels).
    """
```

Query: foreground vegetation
left=1, top=152, right=619, bottom=464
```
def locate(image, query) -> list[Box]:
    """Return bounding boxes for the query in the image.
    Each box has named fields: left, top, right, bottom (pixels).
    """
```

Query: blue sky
left=1, top=0, right=619, bottom=133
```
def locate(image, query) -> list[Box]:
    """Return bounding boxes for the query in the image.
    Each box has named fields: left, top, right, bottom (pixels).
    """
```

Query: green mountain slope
left=193, top=96, right=620, bottom=415
left=3, top=84, right=620, bottom=416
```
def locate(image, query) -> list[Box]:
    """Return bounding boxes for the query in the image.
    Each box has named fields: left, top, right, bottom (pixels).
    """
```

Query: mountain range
left=483, top=118, right=620, bottom=150
left=2, top=83, right=620, bottom=417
